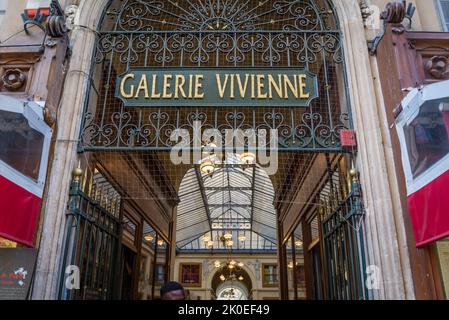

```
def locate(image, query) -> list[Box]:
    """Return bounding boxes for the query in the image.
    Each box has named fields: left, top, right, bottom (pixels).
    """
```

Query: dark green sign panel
left=115, top=68, right=318, bottom=107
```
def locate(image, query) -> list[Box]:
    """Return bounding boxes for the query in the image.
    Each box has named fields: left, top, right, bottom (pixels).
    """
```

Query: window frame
left=178, top=263, right=202, bottom=287
left=0, top=96, right=52, bottom=198
left=261, top=263, right=279, bottom=288
left=436, top=0, right=449, bottom=31
left=396, top=80, right=449, bottom=196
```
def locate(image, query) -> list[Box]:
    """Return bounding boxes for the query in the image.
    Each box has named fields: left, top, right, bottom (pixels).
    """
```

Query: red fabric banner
left=408, top=169, right=449, bottom=247
left=0, top=175, right=41, bottom=247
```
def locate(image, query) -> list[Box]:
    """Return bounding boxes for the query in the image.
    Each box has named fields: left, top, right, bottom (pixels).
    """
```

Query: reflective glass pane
left=0, top=110, right=44, bottom=181
left=404, top=98, right=449, bottom=178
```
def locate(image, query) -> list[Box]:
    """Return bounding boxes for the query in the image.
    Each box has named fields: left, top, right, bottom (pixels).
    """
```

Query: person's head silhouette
left=160, top=281, right=185, bottom=300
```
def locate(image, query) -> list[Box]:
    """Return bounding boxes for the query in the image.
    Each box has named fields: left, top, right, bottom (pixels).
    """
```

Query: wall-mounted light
left=295, top=239, right=303, bottom=248
left=157, top=239, right=164, bottom=246
left=214, top=260, right=221, bottom=268
left=220, top=274, right=226, bottom=281
left=238, top=276, right=244, bottom=281
left=24, top=0, right=51, bottom=19
left=144, top=234, right=154, bottom=242
left=237, top=262, right=244, bottom=268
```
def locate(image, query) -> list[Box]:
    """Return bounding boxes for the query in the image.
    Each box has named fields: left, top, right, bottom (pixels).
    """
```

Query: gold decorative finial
left=349, top=163, right=359, bottom=182
left=73, top=161, right=83, bottom=182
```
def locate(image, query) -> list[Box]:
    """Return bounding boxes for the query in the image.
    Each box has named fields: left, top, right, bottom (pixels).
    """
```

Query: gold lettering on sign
left=163, top=75, right=173, bottom=99
left=118, top=71, right=313, bottom=103
left=135, top=74, right=149, bottom=98
left=283, top=74, right=298, bottom=99
left=216, top=74, right=229, bottom=98
left=120, top=73, right=135, bottom=98
left=188, top=74, right=194, bottom=98
left=194, top=75, right=204, bottom=98
left=251, top=74, right=256, bottom=99
left=268, top=75, right=283, bottom=99
left=256, top=75, right=267, bottom=99
left=298, top=74, right=310, bottom=99
left=151, top=74, right=161, bottom=98
left=174, top=75, right=187, bottom=99
left=236, top=74, right=249, bottom=98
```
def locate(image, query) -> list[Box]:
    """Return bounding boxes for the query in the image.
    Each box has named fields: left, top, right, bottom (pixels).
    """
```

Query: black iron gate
left=320, top=160, right=368, bottom=300
left=58, top=168, right=122, bottom=300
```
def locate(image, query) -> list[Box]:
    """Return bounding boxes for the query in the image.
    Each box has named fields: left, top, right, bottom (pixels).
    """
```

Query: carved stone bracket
left=359, top=0, right=374, bottom=27
left=22, top=0, right=69, bottom=40
left=425, top=56, right=449, bottom=80
left=368, top=1, right=415, bottom=55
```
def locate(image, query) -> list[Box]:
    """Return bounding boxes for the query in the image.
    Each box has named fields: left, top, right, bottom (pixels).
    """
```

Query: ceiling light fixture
left=200, top=159, right=215, bottom=177
left=240, top=152, right=256, bottom=165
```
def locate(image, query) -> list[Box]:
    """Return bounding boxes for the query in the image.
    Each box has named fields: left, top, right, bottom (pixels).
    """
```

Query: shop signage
left=116, top=68, right=318, bottom=107
left=0, top=248, right=38, bottom=300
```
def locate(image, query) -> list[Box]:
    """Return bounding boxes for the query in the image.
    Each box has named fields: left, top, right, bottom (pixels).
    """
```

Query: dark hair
left=160, top=281, right=184, bottom=297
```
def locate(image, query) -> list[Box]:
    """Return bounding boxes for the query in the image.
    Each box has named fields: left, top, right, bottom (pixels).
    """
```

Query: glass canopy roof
left=176, top=154, right=277, bottom=251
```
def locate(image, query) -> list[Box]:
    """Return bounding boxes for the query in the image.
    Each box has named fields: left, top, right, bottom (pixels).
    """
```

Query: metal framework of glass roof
left=176, top=154, right=277, bottom=252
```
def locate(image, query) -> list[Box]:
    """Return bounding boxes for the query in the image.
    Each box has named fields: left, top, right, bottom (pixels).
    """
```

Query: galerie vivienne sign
left=116, top=68, right=318, bottom=107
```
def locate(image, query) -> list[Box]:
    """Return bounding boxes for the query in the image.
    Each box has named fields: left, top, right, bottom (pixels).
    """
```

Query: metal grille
left=79, top=0, right=351, bottom=152
left=319, top=158, right=368, bottom=300
left=58, top=169, right=122, bottom=300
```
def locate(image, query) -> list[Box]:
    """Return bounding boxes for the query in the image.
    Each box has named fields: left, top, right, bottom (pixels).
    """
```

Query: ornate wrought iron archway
left=79, top=0, right=351, bottom=152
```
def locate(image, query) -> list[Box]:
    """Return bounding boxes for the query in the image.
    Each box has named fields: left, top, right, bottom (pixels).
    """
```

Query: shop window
left=262, top=264, right=279, bottom=287
left=438, top=0, right=449, bottom=31
left=153, top=237, right=168, bottom=298
left=293, top=223, right=306, bottom=299
left=0, top=0, right=5, bottom=26
left=137, top=221, right=156, bottom=300
left=155, top=263, right=166, bottom=285
left=403, top=98, right=449, bottom=179
left=122, top=216, right=137, bottom=245
left=179, top=263, right=202, bottom=287
left=0, top=110, right=44, bottom=181
left=435, top=238, right=449, bottom=298
left=0, top=236, right=17, bottom=248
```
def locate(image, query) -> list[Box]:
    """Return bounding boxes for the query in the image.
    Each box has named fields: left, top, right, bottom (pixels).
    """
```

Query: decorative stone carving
left=425, top=56, right=449, bottom=79
left=43, top=106, right=57, bottom=127
left=1, top=69, right=27, bottom=91
left=46, top=0, right=68, bottom=38
left=380, top=1, right=406, bottom=24
left=65, top=5, right=78, bottom=31
left=359, top=0, right=374, bottom=27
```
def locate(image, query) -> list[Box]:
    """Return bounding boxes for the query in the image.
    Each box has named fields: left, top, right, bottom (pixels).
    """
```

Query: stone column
left=335, top=0, right=415, bottom=299
left=32, top=0, right=109, bottom=300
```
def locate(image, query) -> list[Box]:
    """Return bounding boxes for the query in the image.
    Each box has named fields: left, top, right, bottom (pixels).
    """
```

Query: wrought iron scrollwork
left=80, top=0, right=352, bottom=152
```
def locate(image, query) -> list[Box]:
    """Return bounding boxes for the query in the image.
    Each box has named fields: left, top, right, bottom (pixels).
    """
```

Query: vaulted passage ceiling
left=176, top=154, right=277, bottom=251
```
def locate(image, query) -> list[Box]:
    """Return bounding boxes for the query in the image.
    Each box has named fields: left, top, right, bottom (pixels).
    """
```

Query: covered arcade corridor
left=57, top=0, right=369, bottom=300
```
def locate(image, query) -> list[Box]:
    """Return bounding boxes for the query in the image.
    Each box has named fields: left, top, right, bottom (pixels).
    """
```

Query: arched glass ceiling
left=176, top=154, right=276, bottom=251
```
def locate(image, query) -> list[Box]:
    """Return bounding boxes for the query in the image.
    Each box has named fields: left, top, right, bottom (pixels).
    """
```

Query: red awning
left=0, top=175, right=42, bottom=247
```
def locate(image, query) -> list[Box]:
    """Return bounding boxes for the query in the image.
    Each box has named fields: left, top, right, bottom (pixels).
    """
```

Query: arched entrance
left=58, top=0, right=368, bottom=300
left=212, top=266, right=253, bottom=300
left=34, top=0, right=410, bottom=302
